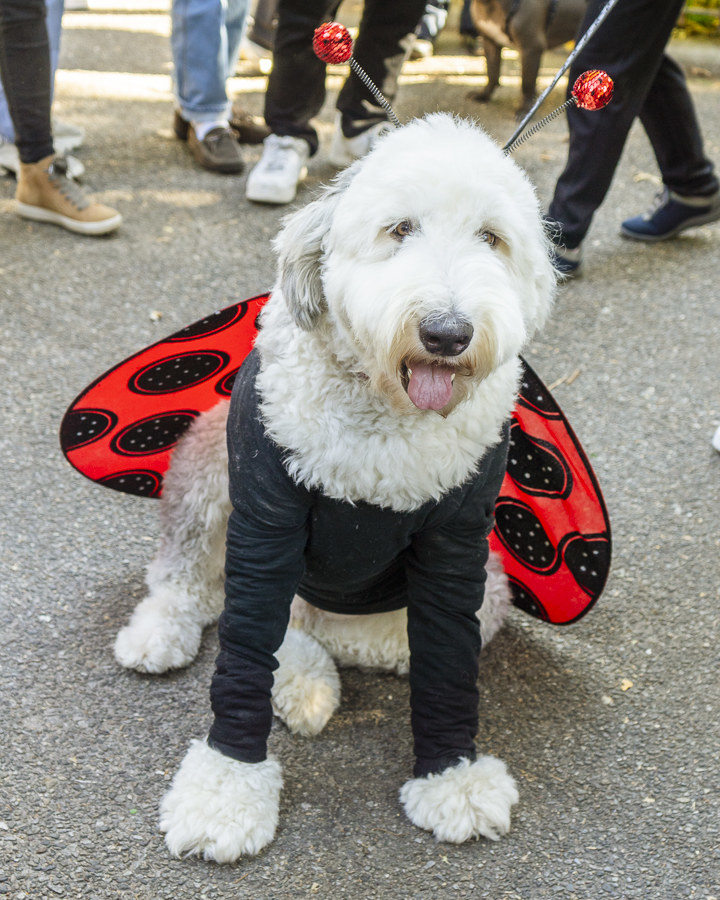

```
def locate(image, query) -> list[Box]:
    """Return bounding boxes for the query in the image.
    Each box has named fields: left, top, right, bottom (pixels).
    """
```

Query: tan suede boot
left=16, top=154, right=122, bottom=236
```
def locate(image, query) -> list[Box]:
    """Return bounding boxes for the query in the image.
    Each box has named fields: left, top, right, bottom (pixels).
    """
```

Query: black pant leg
left=337, top=0, right=425, bottom=134
left=0, top=0, right=53, bottom=163
left=547, top=0, right=707, bottom=247
left=639, top=53, right=718, bottom=197
left=263, top=0, right=340, bottom=154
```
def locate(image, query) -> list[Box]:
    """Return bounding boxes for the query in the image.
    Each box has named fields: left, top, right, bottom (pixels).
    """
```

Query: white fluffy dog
left=114, top=114, right=555, bottom=862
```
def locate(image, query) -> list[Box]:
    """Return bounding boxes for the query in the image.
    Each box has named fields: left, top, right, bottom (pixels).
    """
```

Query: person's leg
left=0, top=0, right=62, bottom=141
left=263, top=0, right=339, bottom=154
left=0, top=0, right=53, bottom=163
left=336, top=0, right=425, bottom=137
left=0, top=0, right=121, bottom=233
left=46, top=0, right=63, bottom=89
left=224, top=0, right=247, bottom=76
left=172, top=0, right=248, bottom=124
left=618, top=51, right=720, bottom=240
left=171, top=0, right=248, bottom=171
left=547, top=0, right=685, bottom=250
left=640, top=54, right=718, bottom=198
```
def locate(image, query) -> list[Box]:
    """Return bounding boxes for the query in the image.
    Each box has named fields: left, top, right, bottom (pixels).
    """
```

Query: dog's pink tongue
left=407, top=363, right=454, bottom=411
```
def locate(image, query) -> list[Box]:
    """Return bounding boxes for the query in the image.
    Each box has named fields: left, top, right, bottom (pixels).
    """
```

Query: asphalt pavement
left=1, top=6, right=719, bottom=899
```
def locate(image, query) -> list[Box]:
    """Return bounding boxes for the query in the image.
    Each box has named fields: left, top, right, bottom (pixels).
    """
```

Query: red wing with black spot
left=60, top=295, right=269, bottom=497
left=489, top=361, right=611, bottom=623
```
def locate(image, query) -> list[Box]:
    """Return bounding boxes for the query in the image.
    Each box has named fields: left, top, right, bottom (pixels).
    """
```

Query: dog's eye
left=477, top=229, right=498, bottom=248
left=390, top=220, right=414, bottom=240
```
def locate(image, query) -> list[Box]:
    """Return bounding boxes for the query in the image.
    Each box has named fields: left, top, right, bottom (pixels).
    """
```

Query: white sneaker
left=328, top=115, right=391, bottom=168
left=52, top=119, right=85, bottom=152
left=712, top=425, right=720, bottom=453
left=0, top=137, right=85, bottom=179
left=245, top=134, right=310, bottom=205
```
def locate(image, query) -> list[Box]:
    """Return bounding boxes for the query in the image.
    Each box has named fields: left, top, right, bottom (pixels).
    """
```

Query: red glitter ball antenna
left=312, top=21, right=353, bottom=64
left=312, top=22, right=401, bottom=129
left=572, top=69, right=614, bottom=110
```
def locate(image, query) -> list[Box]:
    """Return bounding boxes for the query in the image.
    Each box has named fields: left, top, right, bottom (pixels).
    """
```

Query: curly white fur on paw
left=400, top=756, right=519, bottom=843
left=272, top=628, right=341, bottom=736
left=159, top=740, right=282, bottom=862
left=114, top=589, right=202, bottom=673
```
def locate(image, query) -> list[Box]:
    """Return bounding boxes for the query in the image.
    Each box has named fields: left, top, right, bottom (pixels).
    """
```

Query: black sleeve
left=207, top=352, right=311, bottom=763
left=405, top=427, right=509, bottom=778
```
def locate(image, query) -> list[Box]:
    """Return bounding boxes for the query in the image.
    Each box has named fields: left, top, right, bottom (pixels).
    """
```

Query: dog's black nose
left=419, top=315, right=474, bottom=357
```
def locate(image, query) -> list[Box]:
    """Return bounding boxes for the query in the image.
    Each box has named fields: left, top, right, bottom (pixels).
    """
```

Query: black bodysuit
left=208, top=350, right=509, bottom=778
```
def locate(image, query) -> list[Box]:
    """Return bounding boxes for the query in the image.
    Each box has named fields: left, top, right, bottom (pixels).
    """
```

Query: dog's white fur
left=115, top=114, right=555, bottom=862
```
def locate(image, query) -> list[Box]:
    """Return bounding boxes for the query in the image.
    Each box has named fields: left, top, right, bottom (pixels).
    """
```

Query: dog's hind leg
left=288, top=555, right=510, bottom=680
left=290, top=598, right=411, bottom=675
left=114, top=401, right=231, bottom=674
left=271, top=626, right=341, bottom=735
left=478, top=551, right=512, bottom=645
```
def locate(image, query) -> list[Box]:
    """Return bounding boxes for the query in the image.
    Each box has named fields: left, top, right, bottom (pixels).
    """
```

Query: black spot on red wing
left=494, top=498, right=559, bottom=573
left=507, top=420, right=572, bottom=499
left=110, top=411, right=198, bottom=456
left=99, top=469, right=163, bottom=497
left=517, top=359, right=562, bottom=419
left=561, top=533, right=611, bottom=597
left=129, top=351, right=230, bottom=394
left=61, top=408, right=118, bottom=451
left=507, top=577, right=550, bottom=621
left=215, top=366, right=240, bottom=396
left=166, top=304, right=247, bottom=341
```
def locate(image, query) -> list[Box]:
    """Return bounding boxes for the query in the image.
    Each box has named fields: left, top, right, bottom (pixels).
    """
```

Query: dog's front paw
left=114, top=588, right=202, bottom=673
left=159, top=740, right=282, bottom=863
left=272, top=628, right=341, bottom=736
left=400, top=756, right=519, bottom=843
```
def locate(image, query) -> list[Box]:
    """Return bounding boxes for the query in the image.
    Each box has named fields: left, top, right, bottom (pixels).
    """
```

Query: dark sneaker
left=620, top=187, right=720, bottom=241
left=188, top=124, right=244, bottom=174
left=229, top=103, right=270, bottom=145
left=543, top=216, right=583, bottom=277
left=174, top=108, right=268, bottom=146
left=173, top=112, right=245, bottom=173
left=550, top=244, right=583, bottom=278
left=173, top=110, right=190, bottom=141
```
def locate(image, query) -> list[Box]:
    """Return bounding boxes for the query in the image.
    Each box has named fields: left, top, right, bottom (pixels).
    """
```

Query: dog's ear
left=273, top=171, right=353, bottom=331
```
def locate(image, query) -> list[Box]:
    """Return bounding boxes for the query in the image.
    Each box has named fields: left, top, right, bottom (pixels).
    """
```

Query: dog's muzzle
left=402, top=314, right=474, bottom=412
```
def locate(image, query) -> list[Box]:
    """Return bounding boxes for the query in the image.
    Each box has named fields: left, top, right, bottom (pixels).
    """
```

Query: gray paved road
left=1, top=8, right=718, bottom=899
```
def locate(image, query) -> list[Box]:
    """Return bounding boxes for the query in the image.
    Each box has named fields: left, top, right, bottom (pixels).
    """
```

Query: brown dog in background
left=469, top=0, right=587, bottom=116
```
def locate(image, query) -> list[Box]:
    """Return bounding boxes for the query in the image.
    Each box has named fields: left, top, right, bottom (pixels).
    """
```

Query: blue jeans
left=171, top=0, right=249, bottom=124
left=0, top=0, right=63, bottom=143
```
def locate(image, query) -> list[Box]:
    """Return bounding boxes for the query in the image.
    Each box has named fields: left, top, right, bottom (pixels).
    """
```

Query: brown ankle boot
left=16, top=154, right=122, bottom=236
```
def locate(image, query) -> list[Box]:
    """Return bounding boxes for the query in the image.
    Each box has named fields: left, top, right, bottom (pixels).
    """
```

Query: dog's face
left=275, top=114, right=555, bottom=416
